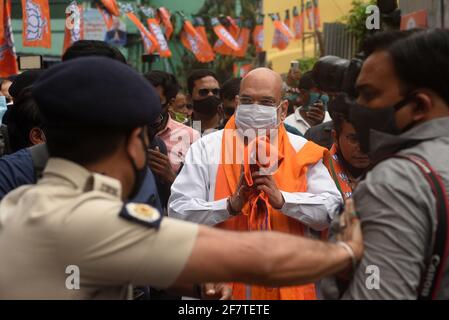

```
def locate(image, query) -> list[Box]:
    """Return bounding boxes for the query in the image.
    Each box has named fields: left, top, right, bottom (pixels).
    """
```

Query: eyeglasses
left=239, top=97, right=279, bottom=107
left=198, top=88, right=220, bottom=97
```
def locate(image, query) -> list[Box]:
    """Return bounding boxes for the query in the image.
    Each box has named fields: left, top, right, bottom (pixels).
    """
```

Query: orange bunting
left=193, top=17, right=215, bottom=62
left=63, top=1, right=83, bottom=54
left=157, top=7, right=173, bottom=39
left=22, top=0, right=52, bottom=48
left=292, top=6, right=304, bottom=40
left=211, top=17, right=240, bottom=52
left=234, top=26, right=250, bottom=58
left=147, top=18, right=171, bottom=58
left=252, top=24, right=264, bottom=53
left=126, top=12, right=158, bottom=54
left=100, top=0, right=120, bottom=17
left=306, top=1, right=314, bottom=30
left=181, top=19, right=210, bottom=63
left=0, top=0, right=18, bottom=77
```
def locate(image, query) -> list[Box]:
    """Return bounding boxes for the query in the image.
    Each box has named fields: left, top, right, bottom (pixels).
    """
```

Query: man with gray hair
left=169, top=68, right=343, bottom=300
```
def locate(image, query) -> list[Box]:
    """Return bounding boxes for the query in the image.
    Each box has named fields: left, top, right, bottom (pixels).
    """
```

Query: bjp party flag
left=0, top=0, right=18, bottom=77
left=22, top=0, right=52, bottom=48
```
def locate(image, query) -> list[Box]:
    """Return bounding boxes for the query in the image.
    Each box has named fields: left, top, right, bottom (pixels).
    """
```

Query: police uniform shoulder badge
left=119, top=203, right=162, bottom=229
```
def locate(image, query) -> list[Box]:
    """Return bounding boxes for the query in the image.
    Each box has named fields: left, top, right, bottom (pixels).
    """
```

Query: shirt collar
left=157, top=115, right=176, bottom=136
left=294, top=108, right=309, bottom=125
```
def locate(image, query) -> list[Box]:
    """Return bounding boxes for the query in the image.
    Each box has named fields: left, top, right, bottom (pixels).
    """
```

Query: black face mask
left=349, top=94, right=416, bottom=154
left=128, top=129, right=148, bottom=200
left=193, top=96, right=221, bottom=118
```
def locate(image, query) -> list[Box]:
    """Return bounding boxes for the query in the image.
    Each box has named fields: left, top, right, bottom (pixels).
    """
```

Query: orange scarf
left=323, top=144, right=353, bottom=201
left=214, top=116, right=326, bottom=300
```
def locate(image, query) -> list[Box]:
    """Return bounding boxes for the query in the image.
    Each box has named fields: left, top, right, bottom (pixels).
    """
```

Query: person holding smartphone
left=284, top=71, right=332, bottom=136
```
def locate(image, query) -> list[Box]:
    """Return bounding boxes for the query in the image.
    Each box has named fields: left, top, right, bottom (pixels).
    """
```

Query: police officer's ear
left=29, top=127, right=46, bottom=146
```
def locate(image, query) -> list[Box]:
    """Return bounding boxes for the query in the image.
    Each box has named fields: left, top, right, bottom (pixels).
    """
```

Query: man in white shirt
left=284, top=71, right=332, bottom=135
left=169, top=68, right=342, bottom=300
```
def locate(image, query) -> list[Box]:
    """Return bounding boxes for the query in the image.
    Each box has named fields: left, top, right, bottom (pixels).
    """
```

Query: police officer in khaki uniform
left=0, top=57, right=363, bottom=300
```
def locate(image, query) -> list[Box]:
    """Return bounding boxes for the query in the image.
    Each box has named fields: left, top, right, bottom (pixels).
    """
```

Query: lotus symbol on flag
left=26, top=0, right=47, bottom=41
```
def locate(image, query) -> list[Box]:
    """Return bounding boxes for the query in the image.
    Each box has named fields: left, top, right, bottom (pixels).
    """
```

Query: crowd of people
left=0, top=27, right=448, bottom=300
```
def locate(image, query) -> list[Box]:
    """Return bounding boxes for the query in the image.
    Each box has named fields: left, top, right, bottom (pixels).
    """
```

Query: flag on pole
left=284, top=9, right=291, bottom=30
left=193, top=17, right=215, bottom=62
left=100, top=0, right=120, bottom=17
left=63, top=1, right=83, bottom=54
left=22, top=0, right=52, bottom=48
left=306, top=0, right=314, bottom=30
left=121, top=4, right=158, bottom=54
left=271, top=13, right=291, bottom=50
left=252, top=14, right=264, bottom=53
left=141, top=7, right=171, bottom=58
left=234, top=20, right=251, bottom=58
left=0, top=0, right=18, bottom=77
left=292, top=6, right=304, bottom=40
left=180, top=17, right=209, bottom=63
left=157, top=7, right=173, bottom=40
left=211, top=17, right=240, bottom=52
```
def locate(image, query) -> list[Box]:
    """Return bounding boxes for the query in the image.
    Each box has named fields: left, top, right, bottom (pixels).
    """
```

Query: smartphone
left=17, top=55, right=43, bottom=70
left=291, top=60, right=300, bottom=72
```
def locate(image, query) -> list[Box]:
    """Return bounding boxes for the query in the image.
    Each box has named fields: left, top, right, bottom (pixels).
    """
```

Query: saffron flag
left=141, top=7, right=171, bottom=58
left=271, top=14, right=291, bottom=50
left=313, top=0, right=321, bottom=29
left=100, top=0, right=120, bottom=17
left=306, top=0, right=314, bottom=30
left=193, top=17, right=215, bottom=62
left=0, top=0, right=18, bottom=77
left=292, top=6, right=304, bottom=40
left=147, top=17, right=171, bottom=58
left=158, top=7, right=173, bottom=40
left=63, top=1, right=83, bottom=54
left=126, top=12, right=158, bottom=54
left=211, top=17, right=240, bottom=52
left=234, top=20, right=251, bottom=58
left=180, top=18, right=209, bottom=63
left=252, top=14, right=264, bottom=53
left=284, top=9, right=291, bottom=30
left=22, top=0, right=51, bottom=48
left=213, top=17, right=240, bottom=56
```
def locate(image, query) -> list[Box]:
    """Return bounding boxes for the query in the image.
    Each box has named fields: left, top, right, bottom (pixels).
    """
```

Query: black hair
left=62, top=40, right=127, bottom=64
left=361, top=29, right=420, bottom=58
left=221, top=77, right=241, bottom=101
left=328, top=93, right=356, bottom=137
left=298, top=71, right=317, bottom=90
left=386, top=29, right=449, bottom=107
left=6, top=87, right=45, bottom=152
left=144, top=70, right=180, bottom=102
left=187, top=69, right=219, bottom=95
left=46, top=125, right=134, bottom=166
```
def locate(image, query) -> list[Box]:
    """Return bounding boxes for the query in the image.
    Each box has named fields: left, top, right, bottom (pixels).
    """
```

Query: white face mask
left=235, top=103, right=281, bottom=131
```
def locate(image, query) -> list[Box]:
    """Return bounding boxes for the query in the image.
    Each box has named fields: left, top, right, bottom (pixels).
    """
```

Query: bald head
left=240, top=68, right=284, bottom=104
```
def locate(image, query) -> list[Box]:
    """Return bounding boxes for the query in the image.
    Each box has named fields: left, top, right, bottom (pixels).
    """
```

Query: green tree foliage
left=342, top=0, right=376, bottom=48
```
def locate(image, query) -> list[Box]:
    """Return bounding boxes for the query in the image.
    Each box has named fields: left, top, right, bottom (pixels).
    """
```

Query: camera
left=311, top=55, right=363, bottom=98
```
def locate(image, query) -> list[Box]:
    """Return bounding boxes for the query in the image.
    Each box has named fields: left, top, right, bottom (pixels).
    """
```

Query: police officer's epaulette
left=119, top=203, right=162, bottom=229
